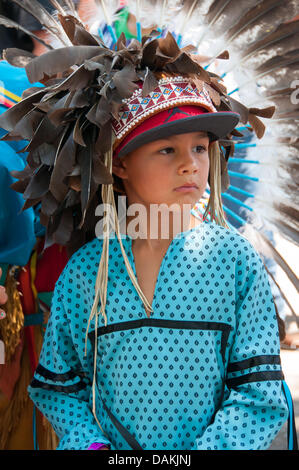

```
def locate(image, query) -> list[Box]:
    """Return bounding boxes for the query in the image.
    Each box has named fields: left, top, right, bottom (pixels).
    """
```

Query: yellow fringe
left=0, top=335, right=31, bottom=449
left=0, top=268, right=24, bottom=363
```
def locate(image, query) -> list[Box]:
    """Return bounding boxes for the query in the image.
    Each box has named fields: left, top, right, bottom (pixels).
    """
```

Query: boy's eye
left=159, top=145, right=207, bottom=155
left=193, top=145, right=207, bottom=153
left=159, top=147, right=174, bottom=154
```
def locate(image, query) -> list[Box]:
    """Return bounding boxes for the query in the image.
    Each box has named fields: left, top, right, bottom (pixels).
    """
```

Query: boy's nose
left=177, top=149, right=200, bottom=174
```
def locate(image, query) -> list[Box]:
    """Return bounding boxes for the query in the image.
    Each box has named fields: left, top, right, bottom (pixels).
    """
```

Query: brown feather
left=3, top=48, right=36, bottom=68
left=249, top=106, right=276, bottom=118
left=25, top=45, right=104, bottom=83
left=248, top=113, right=266, bottom=139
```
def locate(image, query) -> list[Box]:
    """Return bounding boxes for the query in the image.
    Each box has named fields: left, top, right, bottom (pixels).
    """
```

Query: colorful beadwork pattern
left=112, top=77, right=217, bottom=146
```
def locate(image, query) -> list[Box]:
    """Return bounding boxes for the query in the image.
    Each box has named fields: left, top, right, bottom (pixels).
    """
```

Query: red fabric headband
left=113, top=105, right=208, bottom=159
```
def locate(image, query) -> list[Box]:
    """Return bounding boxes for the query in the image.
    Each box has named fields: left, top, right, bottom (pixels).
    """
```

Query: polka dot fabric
left=28, top=220, right=288, bottom=450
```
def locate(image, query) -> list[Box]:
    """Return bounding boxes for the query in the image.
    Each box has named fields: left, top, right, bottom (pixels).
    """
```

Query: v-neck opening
left=123, top=221, right=207, bottom=318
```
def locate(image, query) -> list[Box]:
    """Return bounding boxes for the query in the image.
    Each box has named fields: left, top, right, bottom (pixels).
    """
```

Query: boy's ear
left=112, top=156, right=128, bottom=180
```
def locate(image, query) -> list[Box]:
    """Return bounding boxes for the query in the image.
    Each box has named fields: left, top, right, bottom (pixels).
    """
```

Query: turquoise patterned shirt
left=28, top=220, right=288, bottom=450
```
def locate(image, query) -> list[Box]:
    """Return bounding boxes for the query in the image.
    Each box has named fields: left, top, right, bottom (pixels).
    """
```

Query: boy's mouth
left=174, top=182, right=199, bottom=192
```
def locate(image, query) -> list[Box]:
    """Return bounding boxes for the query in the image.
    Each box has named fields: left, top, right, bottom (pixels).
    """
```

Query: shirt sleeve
left=193, top=243, right=289, bottom=450
left=27, top=273, right=111, bottom=450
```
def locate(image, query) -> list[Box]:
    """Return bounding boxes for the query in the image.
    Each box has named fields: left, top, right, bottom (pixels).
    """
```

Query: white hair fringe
left=204, top=141, right=230, bottom=229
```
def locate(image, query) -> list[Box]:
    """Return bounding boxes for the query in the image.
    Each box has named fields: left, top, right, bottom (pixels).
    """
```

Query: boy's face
left=112, top=131, right=210, bottom=209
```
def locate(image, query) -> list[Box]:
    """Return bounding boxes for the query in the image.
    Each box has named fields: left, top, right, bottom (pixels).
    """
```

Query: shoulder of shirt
left=57, top=234, right=130, bottom=277
left=193, top=220, right=245, bottom=241
left=197, top=221, right=262, bottom=262
left=55, top=237, right=104, bottom=285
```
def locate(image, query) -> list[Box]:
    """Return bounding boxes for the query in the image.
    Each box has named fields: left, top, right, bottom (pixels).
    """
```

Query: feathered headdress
left=0, top=1, right=272, bottom=251
left=0, top=0, right=297, bottom=321
left=0, top=0, right=297, bottom=319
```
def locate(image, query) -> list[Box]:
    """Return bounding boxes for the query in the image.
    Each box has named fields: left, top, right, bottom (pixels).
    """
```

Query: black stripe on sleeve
left=29, top=377, right=88, bottom=393
left=35, top=364, right=86, bottom=383
left=226, top=370, right=284, bottom=388
left=227, top=355, right=281, bottom=373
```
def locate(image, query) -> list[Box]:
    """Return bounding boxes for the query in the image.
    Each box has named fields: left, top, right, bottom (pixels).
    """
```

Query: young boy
left=27, top=85, right=288, bottom=450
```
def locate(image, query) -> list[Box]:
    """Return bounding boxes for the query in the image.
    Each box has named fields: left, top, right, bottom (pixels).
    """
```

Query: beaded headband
left=111, top=77, right=217, bottom=148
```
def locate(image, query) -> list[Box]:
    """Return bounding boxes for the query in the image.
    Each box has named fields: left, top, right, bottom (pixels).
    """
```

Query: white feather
left=90, top=0, right=120, bottom=26
left=127, top=0, right=181, bottom=30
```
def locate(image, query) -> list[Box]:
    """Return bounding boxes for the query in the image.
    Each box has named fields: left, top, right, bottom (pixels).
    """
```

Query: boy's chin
left=154, top=197, right=202, bottom=213
left=172, top=192, right=203, bottom=207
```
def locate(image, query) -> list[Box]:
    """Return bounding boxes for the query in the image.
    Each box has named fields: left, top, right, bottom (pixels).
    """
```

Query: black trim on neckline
left=88, top=318, right=233, bottom=363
